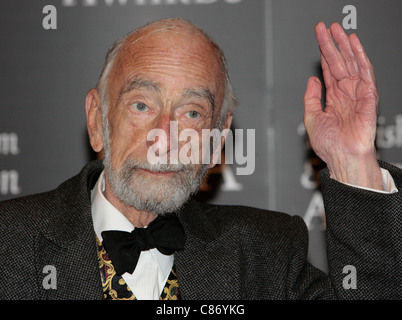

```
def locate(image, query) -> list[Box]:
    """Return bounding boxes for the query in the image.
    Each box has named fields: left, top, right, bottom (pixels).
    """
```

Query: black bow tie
left=101, top=214, right=186, bottom=276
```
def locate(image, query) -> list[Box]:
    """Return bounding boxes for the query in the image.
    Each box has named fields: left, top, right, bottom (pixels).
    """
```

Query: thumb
left=304, top=76, right=323, bottom=112
left=304, top=76, right=323, bottom=126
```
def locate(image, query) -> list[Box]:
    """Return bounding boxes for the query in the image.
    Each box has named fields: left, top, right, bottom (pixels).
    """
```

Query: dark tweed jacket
left=0, top=160, right=400, bottom=300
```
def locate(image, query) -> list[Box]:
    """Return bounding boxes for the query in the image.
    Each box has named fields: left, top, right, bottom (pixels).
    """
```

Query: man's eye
left=131, top=102, right=149, bottom=112
left=186, top=111, right=200, bottom=119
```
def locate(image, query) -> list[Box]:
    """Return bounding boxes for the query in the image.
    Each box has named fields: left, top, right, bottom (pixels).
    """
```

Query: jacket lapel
left=34, top=161, right=104, bottom=299
left=175, top=200, right=242, bottom=300
left=35, top=231, right=103, bottom=299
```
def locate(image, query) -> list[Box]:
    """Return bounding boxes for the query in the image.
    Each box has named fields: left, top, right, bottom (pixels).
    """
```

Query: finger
left=315, top=22, right=349, bottom=81
left=320, top=53, right=335, bottom=89
left=349, top=33, right=376, bottom=83
left=304, top=76, right=323, bottom=115
left=330, top=23, right=359, bottom=78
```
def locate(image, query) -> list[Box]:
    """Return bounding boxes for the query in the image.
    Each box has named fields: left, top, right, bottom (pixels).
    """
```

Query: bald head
left=96, top=18, right=236, bottom=128
left=123, top=18, right=215, bottom=48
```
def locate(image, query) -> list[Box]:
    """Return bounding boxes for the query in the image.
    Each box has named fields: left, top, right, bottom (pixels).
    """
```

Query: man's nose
left=146, top=115, right=178, bottom=157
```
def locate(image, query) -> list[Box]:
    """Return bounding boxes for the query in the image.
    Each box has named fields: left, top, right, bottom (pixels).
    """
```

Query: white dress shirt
left=91, top=171, right=174, bottom=300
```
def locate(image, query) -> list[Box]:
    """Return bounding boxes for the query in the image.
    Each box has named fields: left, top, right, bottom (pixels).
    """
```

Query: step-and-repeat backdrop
left=1, top=0, right=401, bottom=272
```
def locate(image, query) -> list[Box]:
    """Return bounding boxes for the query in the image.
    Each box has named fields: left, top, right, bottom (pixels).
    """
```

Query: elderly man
left=0, top=18, right=400, bottom=300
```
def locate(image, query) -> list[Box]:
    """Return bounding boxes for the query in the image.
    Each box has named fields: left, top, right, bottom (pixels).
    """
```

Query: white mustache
left=124, top=159, right=194, bottom=173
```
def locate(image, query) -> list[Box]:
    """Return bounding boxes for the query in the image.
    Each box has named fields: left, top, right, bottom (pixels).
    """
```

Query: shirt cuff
left=340, top=168, right=398, bottom=194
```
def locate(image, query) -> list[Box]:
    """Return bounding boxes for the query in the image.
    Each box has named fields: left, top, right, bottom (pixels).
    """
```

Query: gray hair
left=95, top=18, right=237, bottom=132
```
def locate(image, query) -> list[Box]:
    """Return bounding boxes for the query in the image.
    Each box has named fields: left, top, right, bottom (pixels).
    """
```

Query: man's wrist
left=337, top=168, right=398, bottom=194
left=327, top=154, right=383, bottom=191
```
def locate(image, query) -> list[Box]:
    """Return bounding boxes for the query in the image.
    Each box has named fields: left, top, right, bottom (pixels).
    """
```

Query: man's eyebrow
left=119, top=78, right=215, bottom=111
left=182, top=88, right=215, bottom=112
left=119, top=77, right=161, bottom=98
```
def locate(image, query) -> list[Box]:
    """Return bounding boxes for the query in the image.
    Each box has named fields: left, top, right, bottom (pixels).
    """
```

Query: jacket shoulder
left=180, top=200, right=307, bottom=245
left=0, top=190, right=57, bottom=233
left=0, top=161, right=103, bottom=243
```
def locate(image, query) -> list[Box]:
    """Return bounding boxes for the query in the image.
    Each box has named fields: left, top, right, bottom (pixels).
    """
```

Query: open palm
left=304, top=22, right=381, bottom=188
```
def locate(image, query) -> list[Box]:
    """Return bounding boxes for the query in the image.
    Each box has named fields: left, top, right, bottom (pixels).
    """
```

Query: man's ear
left=85, top=89, right=104, bottom=153
left=222, top=113, right=233, bottom=131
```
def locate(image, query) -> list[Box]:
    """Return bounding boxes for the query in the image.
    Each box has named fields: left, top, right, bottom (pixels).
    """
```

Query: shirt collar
left=90, top=171, right=174, bottom=276
left=91, top=171, right=134, bottom=242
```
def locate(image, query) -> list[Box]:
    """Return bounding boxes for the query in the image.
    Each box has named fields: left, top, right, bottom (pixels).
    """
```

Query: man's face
left=101, top=27, right=227, bottom=214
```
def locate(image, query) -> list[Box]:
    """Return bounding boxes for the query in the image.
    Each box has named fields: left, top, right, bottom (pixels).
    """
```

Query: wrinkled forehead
left=113, top=22, right=225, bottom=82
left=106, top=23, right=226, bottom=112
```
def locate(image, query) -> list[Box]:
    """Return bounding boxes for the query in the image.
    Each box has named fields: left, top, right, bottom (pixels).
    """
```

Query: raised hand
left=304, top=22, right=382, bottom=190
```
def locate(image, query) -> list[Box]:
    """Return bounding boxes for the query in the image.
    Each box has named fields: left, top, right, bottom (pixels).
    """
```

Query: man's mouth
left=140, top=168, right=176, bottom=176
